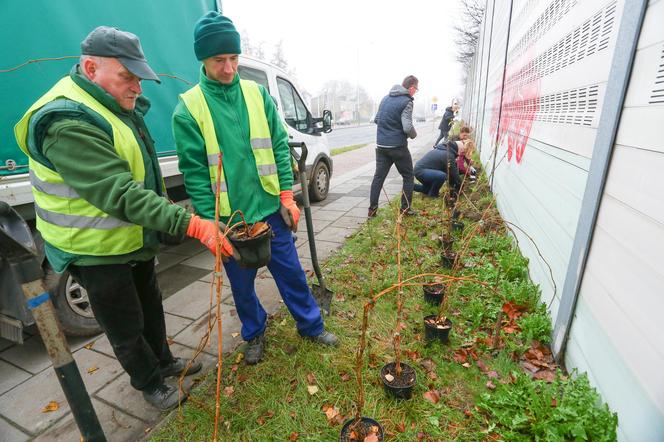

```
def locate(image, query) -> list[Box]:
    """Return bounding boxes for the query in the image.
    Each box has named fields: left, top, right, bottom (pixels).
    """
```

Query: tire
left=308, top=160, right=330, bottom=202
left=44, top=268, right=102, bottom=336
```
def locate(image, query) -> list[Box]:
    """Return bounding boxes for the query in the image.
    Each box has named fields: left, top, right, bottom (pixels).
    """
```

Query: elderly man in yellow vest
left=14, top=26, right=235, bottom=411
left=172, top=12, right=339, bottom=365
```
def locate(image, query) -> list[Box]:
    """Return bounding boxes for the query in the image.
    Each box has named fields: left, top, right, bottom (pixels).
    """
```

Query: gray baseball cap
left=81, top=26, right=161, bottom=83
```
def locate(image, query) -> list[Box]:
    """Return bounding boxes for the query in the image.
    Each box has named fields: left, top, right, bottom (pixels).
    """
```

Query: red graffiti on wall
left=489, top=44, right=540, bottom=164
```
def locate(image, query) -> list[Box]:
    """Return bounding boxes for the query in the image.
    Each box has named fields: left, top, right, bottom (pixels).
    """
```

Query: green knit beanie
left=193, top=12, right=241, bottom=61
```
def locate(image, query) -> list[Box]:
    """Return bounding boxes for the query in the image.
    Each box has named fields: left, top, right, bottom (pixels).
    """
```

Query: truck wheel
left=44, top=268, right=102, bottom=336
left=308, top=161, right=330, bottom=202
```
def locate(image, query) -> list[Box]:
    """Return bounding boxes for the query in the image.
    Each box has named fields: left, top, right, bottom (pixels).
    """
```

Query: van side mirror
left=313, top=109, right=333, bottom=134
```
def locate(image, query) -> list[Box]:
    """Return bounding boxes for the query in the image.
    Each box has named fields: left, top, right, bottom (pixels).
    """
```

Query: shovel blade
left=312, top=283, right=333, bottom=315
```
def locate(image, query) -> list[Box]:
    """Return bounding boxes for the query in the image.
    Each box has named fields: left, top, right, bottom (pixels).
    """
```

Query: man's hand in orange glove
left=279, top=190, right=300, bottom=232
left=186, top=215, right=235, bottom=259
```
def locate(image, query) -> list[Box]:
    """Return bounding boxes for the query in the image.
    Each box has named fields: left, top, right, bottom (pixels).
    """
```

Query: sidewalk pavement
left=0, top=126, right=435, bottom=441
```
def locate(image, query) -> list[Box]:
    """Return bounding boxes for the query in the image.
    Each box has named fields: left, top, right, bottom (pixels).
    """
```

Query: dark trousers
left=69, top=258, right=171, bottom=392
left=433, top=129, right=449, bottom=147
left=369, top=146, right=414, bottom=211
left=414, top=169, right=447, bottom=197
left=223, top=212, right=323, bottom=341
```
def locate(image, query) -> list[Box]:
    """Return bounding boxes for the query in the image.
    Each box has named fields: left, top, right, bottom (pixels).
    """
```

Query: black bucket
left=440, top=252, right=457, bottom=269
left=423, top=315, right=452, bottom=344
left=380, top=361, right=416, bottom=400
left=423, top=284, right=445, bottom=306
left=340, top=417, right=384, bottom=442
left=229, top=224, right=273, bottom=269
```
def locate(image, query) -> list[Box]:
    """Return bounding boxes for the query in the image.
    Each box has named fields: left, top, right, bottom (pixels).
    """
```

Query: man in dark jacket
left=368, top=75, right=419, bottom=217
left=433, top=102, right=459, bottom=147
left=414, top=140, right=462, bottom=197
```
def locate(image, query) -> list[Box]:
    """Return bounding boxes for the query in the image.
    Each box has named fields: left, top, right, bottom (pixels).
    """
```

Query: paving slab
left=318, top=196, right=366, bottom=211
left=310, top=209, right=345, bottom=222
left=0, top=349, right=122, bottom=435
left=0, top=416, right=30, bottom=442
left=314, top=226, right=356, bottom=244
left=33, top=398, right=145, bottom=442
left=162, top=238, right=206, bottom=257
left=165, top=313, right=194, bottom=338
left=332, top=216, right=367, bottom=229
left=0, top=334, right=98, bottom=375
left=154, top=252, right=186, bottom=274
left=296, top=217, right=332, bottom=234
left=0, top=359, right=31, bottom=396
left=157, top=264, right=210, bottom=298
left=297, top=239, right=342, bottom=261
left=180, top=250, right=216, bottom=271
left=173, top=302, right=243, bottom=355
left=0, top=338, right=14, bottom=352
left=163, top=280, right=231, bottom=320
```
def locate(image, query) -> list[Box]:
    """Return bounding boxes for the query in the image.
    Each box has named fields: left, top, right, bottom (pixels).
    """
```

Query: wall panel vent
left=649, top=45, right=664, bottom=105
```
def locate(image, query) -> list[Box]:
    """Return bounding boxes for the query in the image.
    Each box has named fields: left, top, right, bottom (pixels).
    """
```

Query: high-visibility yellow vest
left=179, top=79, right=280, bottom=216
left=14, top=76, right=145, bottom=255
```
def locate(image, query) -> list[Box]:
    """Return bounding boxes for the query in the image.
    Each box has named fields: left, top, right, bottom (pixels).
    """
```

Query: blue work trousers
left=414, top=169, right=447, bottom=197
left=223, top=211, right=324, bottom=341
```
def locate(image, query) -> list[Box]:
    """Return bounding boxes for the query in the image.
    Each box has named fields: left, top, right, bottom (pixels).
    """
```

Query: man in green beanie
left=14, top=26, right=238, bottom=412
left=173, top=11, right=339, bottom=365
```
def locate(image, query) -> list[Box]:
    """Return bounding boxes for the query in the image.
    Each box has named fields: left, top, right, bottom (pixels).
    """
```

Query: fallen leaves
left=383, top=373, right=394, bottom=382
left=86, top=365, right=99, bottom=374
left=307, top=385, right=319, bottom=395
left=321, top=404, right=345, bottom=425
left=223, top=386, right=234, bottom=397
left=423, top=389, right=441, bottom=404
left=520, top=341, right=559, bottom=383
left=339, top=371, right=351, bottom=382
left=289, top=432, right=299, bottom=441
left=41, top=401, right=59, bottom=413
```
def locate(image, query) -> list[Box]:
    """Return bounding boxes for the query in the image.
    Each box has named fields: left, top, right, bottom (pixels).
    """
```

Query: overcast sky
left=222, top=0, right=465, bottom=108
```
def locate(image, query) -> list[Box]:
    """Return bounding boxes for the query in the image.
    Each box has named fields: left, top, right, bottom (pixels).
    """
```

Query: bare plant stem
left=394, top=213, right=404, bottom=376
left=492, top=311, right=504, bottom=350
left=213, top=153, right=224, bottom=442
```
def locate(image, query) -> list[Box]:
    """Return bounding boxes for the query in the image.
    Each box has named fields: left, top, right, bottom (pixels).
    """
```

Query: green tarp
left=0, top=0, right=217, bottom=176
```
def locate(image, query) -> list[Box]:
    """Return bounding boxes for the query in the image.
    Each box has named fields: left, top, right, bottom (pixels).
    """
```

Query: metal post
left=552, top=0, right=648, bottom=362
left=489, top=0, right=514, bottom=191
left=473, top=0, right=490, bottom=135
left=0, top=202, right=105, bottom=441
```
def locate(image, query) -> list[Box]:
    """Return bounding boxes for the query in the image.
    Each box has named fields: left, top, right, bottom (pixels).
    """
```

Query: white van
left=237, top=55, right=333, bottom=201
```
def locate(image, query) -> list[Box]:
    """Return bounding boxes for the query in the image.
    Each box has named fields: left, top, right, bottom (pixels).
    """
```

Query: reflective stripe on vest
left=179, top=79, right=280, bottom=216
left=14, top=76, right=145, bottom=256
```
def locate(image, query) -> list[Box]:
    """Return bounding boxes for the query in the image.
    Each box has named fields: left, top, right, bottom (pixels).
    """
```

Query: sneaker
left=244, top=333, right=265, bottom=365
left=142, top=383, right=187, bottom=412
left=401, top=208, right=417, bottom=216
left=304, top=330, right=340, bottom=347
left=160, top=357, right=202, bottom=378
left=368, top=207, right=378, bottom=218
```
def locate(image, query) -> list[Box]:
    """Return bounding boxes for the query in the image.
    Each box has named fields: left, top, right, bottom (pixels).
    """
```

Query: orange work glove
left=279, top=190, right=300, bottom=232
left=186, top=215, right=234, bottom=258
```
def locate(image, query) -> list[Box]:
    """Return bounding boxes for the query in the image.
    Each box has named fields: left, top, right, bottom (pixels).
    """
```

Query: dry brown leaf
left=223, top=386, right=234, bottom=397
left=533, top=369, right=556, bottom=383
left=87, top=366, right=99, bottom=374
left=289, top=432, right=299, bottom=441
left=453, top=349, right=468, bottom=364
left=486, top=381, right=496, bottom=390
left=487, top=370, right=499, bottom=379
left=384, top=373, right=394, bottom=382
left=364, top=433, right=379, bottom=442
left=396, top=421, right=406, bottom=433
left=235, top=353, right=244, bottom=363
left=462, top=362, right=471, bottom=368
left=420, top=358, right=436, bottom=372
left=307, top=385, right=319, bottom=395
left=423, top=389, right=441, bottom=404
left=306, top=372, right=317, bottom=385
left=41, top=401, right=59, bottom=413
left=231, top=332, right=240, bottom=338
left=340, top=372, right=351, bottom=382
left=521, top=361, right=539, bottom=373
left=84, top=342, right=94, bottom=350
left=237, top=373, right=248, bottom=383
left=324, top=406, right=340, bottom=422
left=476, top=359, right=489, bottom=373
left=166, top=338, right=175, bottom=345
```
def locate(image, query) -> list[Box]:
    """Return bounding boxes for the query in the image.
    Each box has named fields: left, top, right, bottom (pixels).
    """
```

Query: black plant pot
left=423, top=314, right=452, bottom=344
left=340, top=417, right=384, bottom=441
left=423, top=284, right=446, bottom=306
left=228, top=224, right=272, bottom=269
left=452, top=221, right=465, bottom=231
left=380, top=361, right=416, bottom=400
left=441, top=252, right=457, bottom=269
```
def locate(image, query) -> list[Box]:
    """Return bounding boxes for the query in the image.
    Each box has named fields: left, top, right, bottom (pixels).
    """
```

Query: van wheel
left=44, top=268, right=102, bottom=336
left=309, top=161, right=330, bottom=202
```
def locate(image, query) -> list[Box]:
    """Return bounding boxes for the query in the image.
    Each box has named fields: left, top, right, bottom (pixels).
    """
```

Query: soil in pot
left=440, top=252, right=457, bottom=269
left=340, top=417, right=384, bottom=441
left=423, top=283, right=446, bottom=306
left=380, top=361, right=416, bottom=400
left=423, top=315, right=452, bottom=344
left=228, top=221, right=272, bottom=268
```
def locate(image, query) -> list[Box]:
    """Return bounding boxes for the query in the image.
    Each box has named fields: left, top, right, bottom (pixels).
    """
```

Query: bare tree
left=454, top=0, right=485, bottom=74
